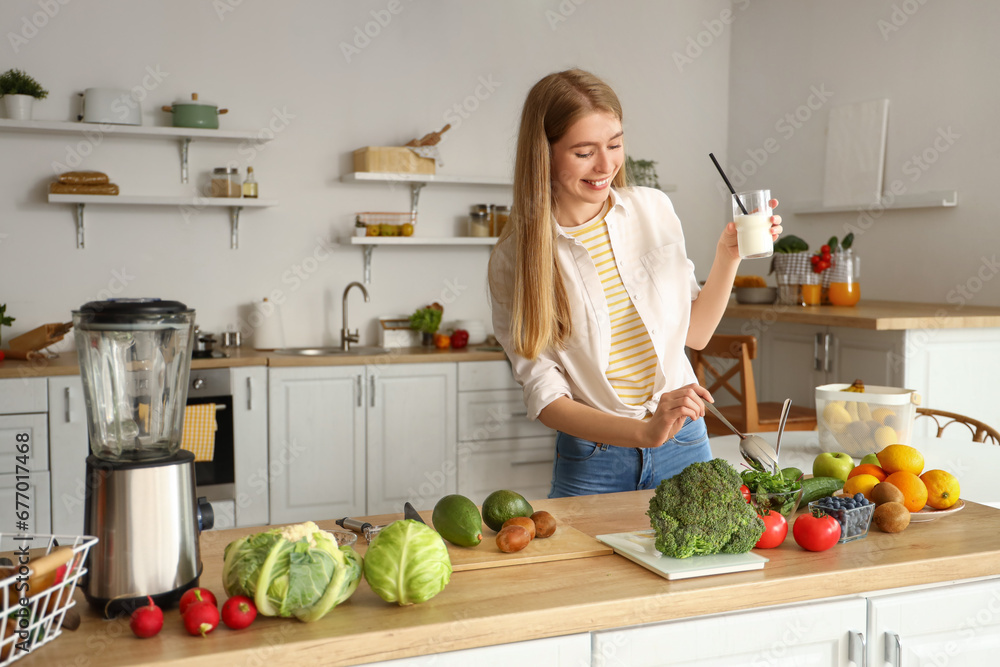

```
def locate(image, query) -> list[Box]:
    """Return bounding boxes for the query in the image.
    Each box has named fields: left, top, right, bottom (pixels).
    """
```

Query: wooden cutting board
left=446, top=524, right=612, bottom=571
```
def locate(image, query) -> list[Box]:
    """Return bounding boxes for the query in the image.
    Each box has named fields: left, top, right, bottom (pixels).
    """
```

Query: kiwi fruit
left=873, top=502, right=911, bottom=533
left=871, top=482, right=905, bottom=506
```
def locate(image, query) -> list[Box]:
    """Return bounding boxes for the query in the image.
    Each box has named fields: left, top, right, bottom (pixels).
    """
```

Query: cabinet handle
left=246, top=376, right=254, bottom=411
left=355, top=374, right=362, bottom=408
left=824, top=333, right=833, bottom=373
left=64, top=387, right=72, bottom=423
left=814, top=333, right=824, bottom=371
left=884, top=630, right=901, bottom=667
left=847, top=630, right=865, bottom=667
left=369, top=375, right=376, bottom=408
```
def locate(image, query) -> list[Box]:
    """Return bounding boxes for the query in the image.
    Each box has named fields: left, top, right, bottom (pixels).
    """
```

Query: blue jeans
left=548, top=417, right=712, bottom=498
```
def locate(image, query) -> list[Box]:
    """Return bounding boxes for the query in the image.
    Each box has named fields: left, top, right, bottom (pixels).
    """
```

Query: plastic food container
left=809, top=498, right=874, bottom=543
left=357, top=212, right=416, bottom=237
left=815, top=384, right=919, bottom=458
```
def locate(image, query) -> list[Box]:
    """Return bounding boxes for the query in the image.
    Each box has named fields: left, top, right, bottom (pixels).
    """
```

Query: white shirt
left=489, top=186, right=701, bottom=422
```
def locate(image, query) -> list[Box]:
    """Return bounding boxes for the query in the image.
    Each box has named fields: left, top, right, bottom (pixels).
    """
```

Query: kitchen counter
left=22, top=491, right=1000, bottom=666
left=724, top=299, right=1000, bottom=330
left=0, top=346, right=507, bottom=379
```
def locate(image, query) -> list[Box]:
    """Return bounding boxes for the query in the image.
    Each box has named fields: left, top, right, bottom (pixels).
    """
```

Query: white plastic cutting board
left=596, top=530, right=768, bottom=580
left=821, top=98, right=890, bottom=207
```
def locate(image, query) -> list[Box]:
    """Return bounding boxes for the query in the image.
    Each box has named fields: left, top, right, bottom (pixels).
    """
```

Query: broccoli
left=646, top=458, right=765, bottom=559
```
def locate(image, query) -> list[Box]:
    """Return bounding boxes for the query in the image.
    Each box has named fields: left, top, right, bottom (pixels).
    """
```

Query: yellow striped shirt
left=564, top=211, right=657, bottom=406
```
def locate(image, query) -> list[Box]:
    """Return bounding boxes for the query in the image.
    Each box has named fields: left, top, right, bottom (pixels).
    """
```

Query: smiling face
left=549, top=110, right=624, bottom=227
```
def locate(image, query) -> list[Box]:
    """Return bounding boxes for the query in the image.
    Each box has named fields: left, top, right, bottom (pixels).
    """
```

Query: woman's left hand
left=720, top=198, right=782, bottom=261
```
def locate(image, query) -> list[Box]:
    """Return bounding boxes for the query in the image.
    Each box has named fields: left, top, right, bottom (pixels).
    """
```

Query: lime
left=481, top=490, right=533, bottom=533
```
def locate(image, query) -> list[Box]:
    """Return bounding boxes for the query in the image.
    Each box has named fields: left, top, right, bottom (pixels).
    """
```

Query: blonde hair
left=489, top=69, right=628, bottom=360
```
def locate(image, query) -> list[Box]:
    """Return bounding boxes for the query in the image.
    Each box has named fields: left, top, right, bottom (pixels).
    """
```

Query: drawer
left=457, top=437, right=555, bottom=503
left=0, top=378, right=47, bottom=414
left=458, top=389, right=554, bottom=441
left=458, top=360, right=518, bottom=392
left=0, top=414, right=49, bottom=471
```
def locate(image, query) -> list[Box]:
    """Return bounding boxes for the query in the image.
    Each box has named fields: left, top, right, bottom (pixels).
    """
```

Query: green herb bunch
left=408, top=305, right=442, bottom=335
left=0, top=69, right=48, bottom=99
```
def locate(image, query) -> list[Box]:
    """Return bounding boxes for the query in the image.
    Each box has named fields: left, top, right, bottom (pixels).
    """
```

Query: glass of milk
left=731, top=190, right=774, bottom=259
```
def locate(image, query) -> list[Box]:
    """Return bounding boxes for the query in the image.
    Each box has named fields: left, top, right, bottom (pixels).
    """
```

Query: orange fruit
left=847, top=464, right=887, bottom=482
left=883, top=471, right=928, bottom=512
left=876, top=444, right=924, bottom=476
left=920, top=469, right=961, bottom=510
left=843, top=474, right=882, bottom=501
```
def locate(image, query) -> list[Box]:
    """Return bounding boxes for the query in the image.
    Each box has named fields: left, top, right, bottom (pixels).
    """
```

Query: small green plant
left=408, top=304, right=443, bottom=335
left=0, top=69, right=48, bottom=99
left=625, top=156, right=661, bottom=190
left=0, top=304, right=14, bottom=346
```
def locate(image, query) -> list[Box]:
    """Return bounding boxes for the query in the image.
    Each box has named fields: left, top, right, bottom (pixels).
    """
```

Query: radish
left=183, top=601, right=219, bottom=637
left=179, top=587, right=218, bottom=615
left=221, top=595, right=257, bottom=630
left=130, top=596, right=163, bottom=638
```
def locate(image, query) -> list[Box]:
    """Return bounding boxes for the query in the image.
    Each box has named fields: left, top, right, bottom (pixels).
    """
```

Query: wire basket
left=0, top=534, right=98, bottom=665
left=356, top=211, right=417, bottom=237
left=816, top=384, right=919, bottom=458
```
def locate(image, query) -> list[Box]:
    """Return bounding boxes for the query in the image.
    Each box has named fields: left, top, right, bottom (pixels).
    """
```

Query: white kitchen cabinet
left=0, top=412, right=51, bottom=534
left=47, top=376, right=88, bottom=535
left=230, top=366, right=269, bottom=528
left=366, top=362, right=457, bottom=515
left=867, top=579, right=1000, bottom=667
left=268, top=366, right=366, bottom=523
left=370, top=633, right=590, bottom=666
left=593, top=597, right=867, bottom=667
left=456, top=361, right=556, bottom=503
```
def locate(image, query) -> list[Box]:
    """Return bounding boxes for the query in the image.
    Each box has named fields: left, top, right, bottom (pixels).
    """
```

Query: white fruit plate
left=909, top=498, right=965, bottom=523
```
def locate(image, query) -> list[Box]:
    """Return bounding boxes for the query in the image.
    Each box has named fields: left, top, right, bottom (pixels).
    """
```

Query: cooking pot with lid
left=161, top=92, right=229, bottom=129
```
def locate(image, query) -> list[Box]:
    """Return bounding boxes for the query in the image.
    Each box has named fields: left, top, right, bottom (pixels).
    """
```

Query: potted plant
left=625, top=156, right=662, bottom=190
left=408, top=303, right=443, bottom=346
left=0, top=304, right=14, bottom=347
left=0, top=69, right=49, bottom=120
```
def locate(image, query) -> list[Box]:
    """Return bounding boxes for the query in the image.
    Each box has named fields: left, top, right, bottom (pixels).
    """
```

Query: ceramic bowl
left=735, top=287, right=778, bottom=304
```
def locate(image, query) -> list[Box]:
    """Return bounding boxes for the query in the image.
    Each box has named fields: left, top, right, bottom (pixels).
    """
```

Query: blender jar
left=73, top=299, right=196, bottom=461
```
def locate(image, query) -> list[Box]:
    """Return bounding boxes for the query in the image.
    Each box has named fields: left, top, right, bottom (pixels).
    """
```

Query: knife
left=403, top=502, right=426, bottom=524
left=335, top=517, right=384, bottom=543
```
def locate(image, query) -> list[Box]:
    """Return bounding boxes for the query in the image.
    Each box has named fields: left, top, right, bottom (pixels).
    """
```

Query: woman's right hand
left=645, top=384, right=714, bottom=447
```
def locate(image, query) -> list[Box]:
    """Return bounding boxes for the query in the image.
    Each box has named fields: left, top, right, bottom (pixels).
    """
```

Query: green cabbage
left=222, top=521, right=362, bottom=622
left=363, top=519, right=451, bottom=606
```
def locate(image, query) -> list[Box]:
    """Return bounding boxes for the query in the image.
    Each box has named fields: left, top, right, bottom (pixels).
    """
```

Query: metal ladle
left=704, top=401, right=780, bottom=474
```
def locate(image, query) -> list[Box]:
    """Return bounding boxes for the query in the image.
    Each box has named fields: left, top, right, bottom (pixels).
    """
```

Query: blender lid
left=74, top=298, right=194, bottom=324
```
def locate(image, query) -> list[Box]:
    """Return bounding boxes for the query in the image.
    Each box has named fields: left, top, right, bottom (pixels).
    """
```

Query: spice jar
left=468, top=211, right=490, bottom=237
left=493, top=205, right=510, bottom=236
left=211, top=167, right=241, bottom=198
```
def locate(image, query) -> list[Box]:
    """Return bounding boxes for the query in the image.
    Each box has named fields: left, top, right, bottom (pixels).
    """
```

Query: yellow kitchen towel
left=181, top=404, right=217, bottom=462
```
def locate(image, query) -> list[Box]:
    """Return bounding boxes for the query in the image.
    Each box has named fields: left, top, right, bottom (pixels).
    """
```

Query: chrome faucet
left=341, top=281, right=370, bottom=351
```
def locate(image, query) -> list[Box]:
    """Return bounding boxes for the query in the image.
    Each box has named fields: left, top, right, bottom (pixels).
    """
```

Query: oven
left=186, top=367, right=237, bottom=530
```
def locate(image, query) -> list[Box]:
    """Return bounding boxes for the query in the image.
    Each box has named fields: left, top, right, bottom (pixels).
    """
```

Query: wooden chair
left=915, top=408, right=1000, bottom=445
left=690, top=334, right=818, bottom=435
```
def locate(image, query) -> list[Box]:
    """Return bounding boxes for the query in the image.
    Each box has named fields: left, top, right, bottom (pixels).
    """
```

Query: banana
left=845, top=379, right=866, bottom=393
left=845, top=400, right=860, bottom=422
left=857, top=400, right=873, bottom=422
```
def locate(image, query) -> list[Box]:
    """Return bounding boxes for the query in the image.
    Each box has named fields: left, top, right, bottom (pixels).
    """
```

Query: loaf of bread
left=49, top=182, right=119, bottom=195
left=733, top=275, right=767, bottom=288
left=58, top=171, right=110, bottom=185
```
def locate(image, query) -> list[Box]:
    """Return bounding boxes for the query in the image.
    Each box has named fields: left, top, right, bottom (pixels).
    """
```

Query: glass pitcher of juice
left=828, top=250, right=861, bottom=306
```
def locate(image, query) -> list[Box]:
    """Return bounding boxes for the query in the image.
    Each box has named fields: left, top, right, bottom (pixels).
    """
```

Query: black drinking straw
left=709, top=153, right=748, bottom=215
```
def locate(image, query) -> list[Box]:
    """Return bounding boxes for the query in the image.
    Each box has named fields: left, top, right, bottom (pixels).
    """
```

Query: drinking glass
left=731, top=190, right=774, bottom=260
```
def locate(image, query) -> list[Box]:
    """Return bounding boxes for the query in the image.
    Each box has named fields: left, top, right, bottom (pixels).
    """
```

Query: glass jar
left=494, top=205, right=510, bottom=236
left=211, top=167, right=241, bottom=198
left=468, top=211, right=490, bottom=237
left=828, top=249, right=861, bottom=306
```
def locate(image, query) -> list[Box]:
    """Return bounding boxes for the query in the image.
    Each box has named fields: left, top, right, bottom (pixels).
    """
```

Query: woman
left=488, top=69, right=782, bottom=498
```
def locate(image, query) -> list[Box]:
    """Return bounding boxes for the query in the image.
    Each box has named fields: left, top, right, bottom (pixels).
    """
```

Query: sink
left=272, top=346, right=391, bottom=357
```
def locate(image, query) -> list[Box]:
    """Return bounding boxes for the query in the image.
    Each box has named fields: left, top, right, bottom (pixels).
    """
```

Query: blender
left=73, top=299, right=214, bottom=617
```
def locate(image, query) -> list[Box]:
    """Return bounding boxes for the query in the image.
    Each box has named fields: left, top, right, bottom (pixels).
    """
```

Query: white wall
left=728, top=0, right=1000, bottom=308
left=0, top=0, right=732, bottom=349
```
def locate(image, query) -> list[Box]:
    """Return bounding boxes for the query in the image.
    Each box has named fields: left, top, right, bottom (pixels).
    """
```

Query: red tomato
left=755, top=510, right=788, bottom=549
left=821, top=244, right=831, bottom=254
left=792, top=512, right=841, bottom=552
left=739, top=485, right=751, bottom=503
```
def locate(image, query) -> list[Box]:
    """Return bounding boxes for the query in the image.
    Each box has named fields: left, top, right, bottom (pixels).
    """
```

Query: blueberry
left=854, top=493, right=865, bottom=502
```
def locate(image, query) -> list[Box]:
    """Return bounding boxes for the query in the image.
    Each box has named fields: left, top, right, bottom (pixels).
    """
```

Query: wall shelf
left=791, top=190, right=958, bottom=215
left=0, top=118, right=272, bottom=183
left=47, top=194, right=277, bottom=249
left=346, top=235, right=496, bottom=283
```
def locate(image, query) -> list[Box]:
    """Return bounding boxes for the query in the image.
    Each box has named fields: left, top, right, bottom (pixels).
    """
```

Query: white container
left=815, top=384, right=920, bottom=458
left=4, top=94, right=33, bottom=120
left=379, top=315, right=419, bottom=348
left=252, top=298, right=285, bottom=350
left=454, top=319, right=487, bottom=345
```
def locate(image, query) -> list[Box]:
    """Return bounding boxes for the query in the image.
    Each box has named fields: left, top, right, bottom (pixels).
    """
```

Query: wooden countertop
left=724, top=299, right=1000, bottom=330
left=21, top=492, right=1000, bottom=666
left=0, top=346, right=507, bottom=379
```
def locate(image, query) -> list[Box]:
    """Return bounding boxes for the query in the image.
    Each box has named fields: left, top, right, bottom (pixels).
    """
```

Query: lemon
left=874, top=425, right=898, bottom=448
left=823, top=402, right=852, bottom=427
left=872, top=407, right=895, bottom=424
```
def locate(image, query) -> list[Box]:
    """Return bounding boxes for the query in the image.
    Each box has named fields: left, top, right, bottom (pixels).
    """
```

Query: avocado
left=481, top=490, right=534, bottom=533
left=432, top=494, right=484, bottom=547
